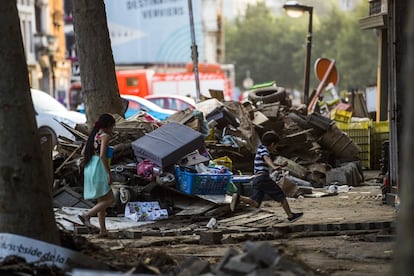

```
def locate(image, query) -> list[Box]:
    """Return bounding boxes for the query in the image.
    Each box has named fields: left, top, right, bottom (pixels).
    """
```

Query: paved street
left=79, top=170, right=396, bottom=275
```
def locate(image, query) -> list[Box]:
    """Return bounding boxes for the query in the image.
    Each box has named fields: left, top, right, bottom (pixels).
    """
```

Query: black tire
left=248, top=85, right=286, bottom=104
left=120, top=187, right=131, bottom=204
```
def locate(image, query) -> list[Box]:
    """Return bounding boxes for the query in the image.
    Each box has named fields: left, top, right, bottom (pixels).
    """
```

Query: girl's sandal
left=78, top=214, right=92, bottom=229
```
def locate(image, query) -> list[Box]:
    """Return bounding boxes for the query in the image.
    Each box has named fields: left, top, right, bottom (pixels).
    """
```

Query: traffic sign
left=308, top=58, right=339, bottom=113
left=314, top=58, right=339, bottom=87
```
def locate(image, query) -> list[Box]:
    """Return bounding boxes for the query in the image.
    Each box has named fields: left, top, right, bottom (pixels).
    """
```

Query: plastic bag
left=137, top=159, right=157, bottom=181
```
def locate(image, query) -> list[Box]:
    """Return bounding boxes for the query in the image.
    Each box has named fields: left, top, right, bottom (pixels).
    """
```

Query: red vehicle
left=145, top=94, right=196, bottom=111
left=150, top=71, right=230, bottom=99
left=116, top=69, right=153, bottom=98
left=67, top=63, right=234, bottom=110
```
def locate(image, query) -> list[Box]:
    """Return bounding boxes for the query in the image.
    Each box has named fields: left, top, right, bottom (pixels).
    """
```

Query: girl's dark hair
left=261, top=131, right=280, bottom=146
left=83, top=113, right=115, bottom=166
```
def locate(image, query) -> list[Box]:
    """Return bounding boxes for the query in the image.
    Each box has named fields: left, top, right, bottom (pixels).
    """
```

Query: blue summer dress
left=83, top=133, right=111, bottom=200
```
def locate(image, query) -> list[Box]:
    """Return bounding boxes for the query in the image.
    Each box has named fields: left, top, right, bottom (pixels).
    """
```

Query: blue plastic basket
left=175, top=166, right=231, bottom=195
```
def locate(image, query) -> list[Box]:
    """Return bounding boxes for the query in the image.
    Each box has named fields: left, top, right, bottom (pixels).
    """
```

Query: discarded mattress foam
left=131, top=122, right=205, bottom=168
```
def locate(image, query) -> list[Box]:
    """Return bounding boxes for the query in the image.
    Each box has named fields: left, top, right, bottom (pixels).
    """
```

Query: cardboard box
left=124, top=201, right=168, bottom=222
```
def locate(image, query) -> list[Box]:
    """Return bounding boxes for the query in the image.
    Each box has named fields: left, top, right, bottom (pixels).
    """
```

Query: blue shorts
left=250, top=174, right=286, bottom=206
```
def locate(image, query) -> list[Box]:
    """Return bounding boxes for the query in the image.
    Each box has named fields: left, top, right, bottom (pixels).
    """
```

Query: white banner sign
left=104, top=0, right=203, bottom=64
left=0, top=233, right=103, bottom=270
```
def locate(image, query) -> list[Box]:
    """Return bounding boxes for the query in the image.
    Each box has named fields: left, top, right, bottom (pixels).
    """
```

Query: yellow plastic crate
left=336, top=122, right=350, bottom=130
left=331, top=109, right=352, bottom=124
left=371, top=121, right=389, bottom=170
left=357, top=144, right=370, bottom=152
left=373, top=121, right=389, bottom=133
left=348, top=121, right=371, bottom=129
left=336, top=121, right=371, bottom=130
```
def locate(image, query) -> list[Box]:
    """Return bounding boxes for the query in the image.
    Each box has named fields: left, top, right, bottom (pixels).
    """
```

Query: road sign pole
left=308, top=59, right=336, bottom=113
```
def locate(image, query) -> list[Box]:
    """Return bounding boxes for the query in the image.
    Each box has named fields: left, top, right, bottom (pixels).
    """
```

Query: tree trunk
left=72, top=0, right=124, bottom=128
left=0, top=1, right=59, bottom=244
left=394, top=1, right=414, bottom=274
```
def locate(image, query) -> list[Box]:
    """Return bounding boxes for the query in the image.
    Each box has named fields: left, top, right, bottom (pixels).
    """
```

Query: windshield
left=31, top=89, right=68, bottom=113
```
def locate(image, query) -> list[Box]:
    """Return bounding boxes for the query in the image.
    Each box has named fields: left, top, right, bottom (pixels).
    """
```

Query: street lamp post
left=283, top=1, right=313, bottom=106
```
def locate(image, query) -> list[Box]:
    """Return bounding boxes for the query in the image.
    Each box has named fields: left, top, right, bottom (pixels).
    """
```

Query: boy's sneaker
left=288, top=212, right=303, bottom=222
left=230, top=193, right=240, bottom=212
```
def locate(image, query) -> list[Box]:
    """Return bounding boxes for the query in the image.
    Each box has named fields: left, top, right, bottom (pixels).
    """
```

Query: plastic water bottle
left=206, top=218, right=217, bottom=229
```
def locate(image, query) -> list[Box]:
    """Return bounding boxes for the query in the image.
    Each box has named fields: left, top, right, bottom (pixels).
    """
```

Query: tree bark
left=72, top=0, right=124, bottom=128
left=0, top=1, right=59, bottom=244
left=394, top=1, right=414, bottom=274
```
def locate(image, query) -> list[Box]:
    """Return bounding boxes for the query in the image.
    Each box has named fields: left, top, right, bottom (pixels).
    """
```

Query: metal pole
left=307, top=59, right=335, bottom=114
left=188, top=0, right=201, bottom=101
left=388, top=0, right=399, bottom=196
left=303, top=7, right=313, bottom=106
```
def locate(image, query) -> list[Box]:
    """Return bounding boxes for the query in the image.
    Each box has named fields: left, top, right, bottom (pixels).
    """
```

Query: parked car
left=31, top=88, right=86, bottom=146
left=144, top=94, right=196, bottom=111
left=122, top=95, right=176, bottom=120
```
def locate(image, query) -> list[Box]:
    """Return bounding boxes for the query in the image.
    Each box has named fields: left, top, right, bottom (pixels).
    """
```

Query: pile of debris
left=51, top=85, right=364, bottom=217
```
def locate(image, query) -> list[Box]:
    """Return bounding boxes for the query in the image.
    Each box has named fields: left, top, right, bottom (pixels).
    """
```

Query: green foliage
left=224, top=1, right=378, bottom=94
left=225, top=2, right=305, bottom=89
left=334, top=3, right=378, bottom=90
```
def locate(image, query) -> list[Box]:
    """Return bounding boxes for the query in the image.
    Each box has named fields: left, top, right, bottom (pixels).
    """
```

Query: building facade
left=17, top=0, right=71, bottom=103
left=17, top=0, right=38, bottom=88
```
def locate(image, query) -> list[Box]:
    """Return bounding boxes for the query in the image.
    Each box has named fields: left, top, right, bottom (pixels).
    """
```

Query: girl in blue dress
left=78, top=113, right=115, bottom=237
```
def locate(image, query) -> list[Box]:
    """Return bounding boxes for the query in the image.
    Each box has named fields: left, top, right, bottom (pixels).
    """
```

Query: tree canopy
left=224, top=1, right=377, bottom=96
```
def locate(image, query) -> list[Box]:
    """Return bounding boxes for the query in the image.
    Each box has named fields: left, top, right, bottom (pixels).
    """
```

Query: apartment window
left=28, top=21, right=33, bottom=54
left=21, top=20, right=27, bottom=50
left=35, top=4, right=41, bottom=33
left=126, top=77, right=138, bottom=87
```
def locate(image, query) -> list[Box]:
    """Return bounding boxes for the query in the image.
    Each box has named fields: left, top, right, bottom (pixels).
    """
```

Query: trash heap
left=52, top=84, right=365, bottom=215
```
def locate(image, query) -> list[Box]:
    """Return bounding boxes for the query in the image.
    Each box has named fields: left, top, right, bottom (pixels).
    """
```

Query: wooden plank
left=173, top=192, right=217, bottom=216
left=245, top=216, right=283, bottom=228
left=222, top=213, right=276, bottom=227
left=55, top=207, right=154, bottom=232
left=218, top=209, right=272, bottom=224
left=175, top=202, right=216, bottom=216
left=218, top=212, right=260, bottom=224
left=54, top=144, right=82, bottom=174
left=195, top=194, right=230, bottom=204
left=58, top=121, right=88, bottom=141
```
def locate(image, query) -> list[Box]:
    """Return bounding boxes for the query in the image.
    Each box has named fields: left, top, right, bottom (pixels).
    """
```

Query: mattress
left=131, top=122, right=205, bottom=168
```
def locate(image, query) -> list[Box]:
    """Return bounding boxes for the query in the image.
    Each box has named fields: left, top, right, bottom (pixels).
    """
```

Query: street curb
left=272, top=220, right=396, bottom=234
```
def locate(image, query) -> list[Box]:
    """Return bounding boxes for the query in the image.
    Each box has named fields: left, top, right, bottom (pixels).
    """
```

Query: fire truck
left=67, top=63, right=235, bottom=111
